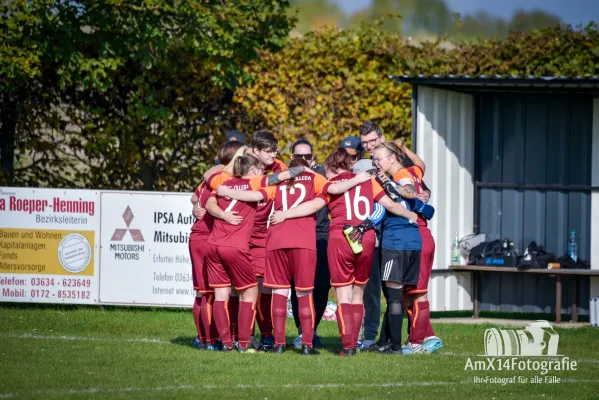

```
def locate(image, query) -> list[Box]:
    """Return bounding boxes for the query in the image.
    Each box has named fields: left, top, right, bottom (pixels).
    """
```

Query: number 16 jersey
left=323, top=172, right=386, bottom=231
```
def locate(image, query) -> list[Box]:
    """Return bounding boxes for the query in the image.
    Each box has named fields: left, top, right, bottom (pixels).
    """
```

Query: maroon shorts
left=327, top=229, right=376, bottom=287
left=189, top=238, right=212, bottom=293
left=405, top=226, right=435, bottom=295
left=265, top=248, right=316, bottom=291
left=206, top=244, right=258, bottom=291
left=250, top=246, right=266, bottom=277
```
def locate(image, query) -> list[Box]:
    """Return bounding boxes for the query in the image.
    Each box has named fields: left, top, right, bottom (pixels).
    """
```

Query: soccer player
left=205, top=156, right=308, bottom=352
left=199, top=144, right=249, bottom=343
left=369, top=141, right=423, bottom=354
left=271, top=147, right=417, bottom=356
left=288, top=138, right=329, bottom=349
left=395, top=144, right=442, bottom=354
left=218, top=159, right=370, bottom=354
left=189, top=141, right=244, bottom=350
left=246, top=130, right=287, bottom=349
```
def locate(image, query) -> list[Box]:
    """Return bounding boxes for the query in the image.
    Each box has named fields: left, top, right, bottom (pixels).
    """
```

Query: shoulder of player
left=392, top=168, right=413, bottom=181
left=274, top=159, right=288, bottom=170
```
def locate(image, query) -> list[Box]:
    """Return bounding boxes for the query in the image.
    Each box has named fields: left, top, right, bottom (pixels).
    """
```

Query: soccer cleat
left=359, top=340, right=376, bottom=350
left=384, top=347, right=403, bottom=355
left=312, top=333, right=324, bottom=348
left=422, top=336, right=443, bottom=353
left=272, top=344, right=286, bottom=354
left=338, top=348, right=357, bottom=357
left=301, top=344, right=319, bottom=356
left=193, top=338, right=205, bottom=350
left=293, top=334, right=303, bottom=349
left=233, top=342, right=257, bottom=353
left=361, top=342, right=388, bottom=353
left=206, top=344, right=219, bottom=351
left=260, top=335, right=275, bottom=351
left=220, top=344, right=232, bottom=352
left=401, top=342, right=424, bottom=355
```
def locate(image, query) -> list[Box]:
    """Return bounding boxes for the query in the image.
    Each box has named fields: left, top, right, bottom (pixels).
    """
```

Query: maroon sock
left=228, top=296, right=239, bottom=342
left=193, top=297, right=205, bottom=343
left=271, top=294, right=288, bottom=346
left=257, top=293, right=273, bottom=337
left=298, top=294, right=315, bottom=347
left=238, top=302, right=256, bottom=348
left=412, top=301, right=430, bottom=345
left=336, top=303, right=355, bottom=350
left=425, top=303, right=435, bottom=338
left=201, top=294, right=218, bottom=345
left=213, top=300, right=232, bottom=347
left=351, top=304, right=364, bottom=347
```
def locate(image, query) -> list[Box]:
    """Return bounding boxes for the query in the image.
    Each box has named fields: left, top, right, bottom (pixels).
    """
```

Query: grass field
left=1, top=305, right=599, bottom=399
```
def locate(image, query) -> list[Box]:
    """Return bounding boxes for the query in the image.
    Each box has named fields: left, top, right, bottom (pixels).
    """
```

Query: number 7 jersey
left=324, top=172, right=386, bottom=231
left=207, top=176, right=266, bottom=250
left=259, top=172, right=329, bottom=251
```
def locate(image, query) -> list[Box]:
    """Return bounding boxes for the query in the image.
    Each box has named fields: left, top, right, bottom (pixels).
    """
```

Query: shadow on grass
left=171, top=336, right=197, bottom=348
left=169, top=334, right=344, bottom=353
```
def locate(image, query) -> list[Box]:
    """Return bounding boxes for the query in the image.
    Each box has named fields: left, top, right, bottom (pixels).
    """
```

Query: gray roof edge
left=390, top=74, right=599, bottom=87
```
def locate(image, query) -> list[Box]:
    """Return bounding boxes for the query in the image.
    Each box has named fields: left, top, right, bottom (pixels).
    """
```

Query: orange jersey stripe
left=413, top=301, right=420, bottom=329
left=295, top=286, right=315, bottom=291
left=235, top=282, right=258, bottom=291
left=338, top=304, right=346, bottom=335
left=309, top=294, right=315, bottom=329
left=257, top=293, right=265, bottom=321
left=263, top=283, right=292, bottom=289
left=331, top=279, right=355, bottom=288
left=207, top=294, right=213, bottom=324
left=209, top=283, right=232, bottom=288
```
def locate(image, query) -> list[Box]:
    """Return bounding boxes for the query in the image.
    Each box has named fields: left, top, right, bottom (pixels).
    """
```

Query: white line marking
left=3, top=379, right=599, bottom=398
left=0, top=333, right=167, bottom=344
left=3, top=333, right=599, bottom=364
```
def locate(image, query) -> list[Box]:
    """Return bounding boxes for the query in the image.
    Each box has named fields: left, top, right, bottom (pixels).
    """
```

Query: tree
left=1, top=0, right=296, bottom=190
left=234, top=23, right=599, bottom=160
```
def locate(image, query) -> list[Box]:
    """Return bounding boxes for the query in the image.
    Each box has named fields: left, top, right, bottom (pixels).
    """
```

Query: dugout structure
left=394, top=74, right=599, bottom=317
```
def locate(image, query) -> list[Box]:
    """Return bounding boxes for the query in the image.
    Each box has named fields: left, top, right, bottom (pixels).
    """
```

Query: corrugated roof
left=391, top=74, right=599, bottom=91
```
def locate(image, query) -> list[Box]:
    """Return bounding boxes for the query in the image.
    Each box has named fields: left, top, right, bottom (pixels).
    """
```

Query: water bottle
left=451, top=232, right=460, bottom=264
left=343, top=225, right=363, bottom=254
left=567, top=231, right=578, bottom=263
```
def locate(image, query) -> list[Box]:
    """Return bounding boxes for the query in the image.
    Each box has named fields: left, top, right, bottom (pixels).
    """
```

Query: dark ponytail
left=287, top=158, right=310, bottom=189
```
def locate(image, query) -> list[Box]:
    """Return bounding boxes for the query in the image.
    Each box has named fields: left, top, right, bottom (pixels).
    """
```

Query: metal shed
left=394, top=75, right=599, bottom=315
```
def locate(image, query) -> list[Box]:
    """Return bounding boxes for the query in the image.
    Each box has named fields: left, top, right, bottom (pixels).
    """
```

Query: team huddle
left=188, top=122, right=443, bottom=356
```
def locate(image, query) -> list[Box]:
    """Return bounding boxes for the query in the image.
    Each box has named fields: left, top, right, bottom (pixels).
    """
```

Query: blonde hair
left=377, top=141, right=406, bottom=163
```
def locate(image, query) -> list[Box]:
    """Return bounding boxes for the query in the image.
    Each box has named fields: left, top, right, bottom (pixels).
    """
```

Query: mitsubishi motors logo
left=111, top=206, right=145, bottom=242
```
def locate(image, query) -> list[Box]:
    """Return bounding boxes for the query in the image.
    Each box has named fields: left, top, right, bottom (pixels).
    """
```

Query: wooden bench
left=450, top=265, right=599, bottom=323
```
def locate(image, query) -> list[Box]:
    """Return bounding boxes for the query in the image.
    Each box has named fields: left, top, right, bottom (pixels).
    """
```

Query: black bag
left=557, top=255, right=590, bottom=269
left=518, top=241, right=555, bottom=269
left=468, top=239, right=503, bottom=265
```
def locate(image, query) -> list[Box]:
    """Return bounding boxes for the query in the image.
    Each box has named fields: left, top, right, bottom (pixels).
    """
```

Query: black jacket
left=312, top=164, right=330, bottom=237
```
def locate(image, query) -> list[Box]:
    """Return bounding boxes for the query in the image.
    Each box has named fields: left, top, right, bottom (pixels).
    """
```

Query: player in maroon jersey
left=247, top=130, right=287, bottom=349
left=189, top=141, right=244, bottom=350
left=396, top=145, right=442, bottom=354
left=269, top=147, right=417, bottom=356
left=205, top=155, right=310, bottom=352
left=217, top=158, right=372, bottom=354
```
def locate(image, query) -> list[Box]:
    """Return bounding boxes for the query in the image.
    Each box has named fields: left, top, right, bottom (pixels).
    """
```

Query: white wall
left=591, top=98, right=599, bottom=298
left=415, top=86, right=475, bottom=311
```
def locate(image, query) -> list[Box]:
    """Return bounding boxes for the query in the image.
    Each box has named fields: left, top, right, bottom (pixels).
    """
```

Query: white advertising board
left=98, top=192, right=195, bottom=306
left=0, top=187, right=100, bottom=304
